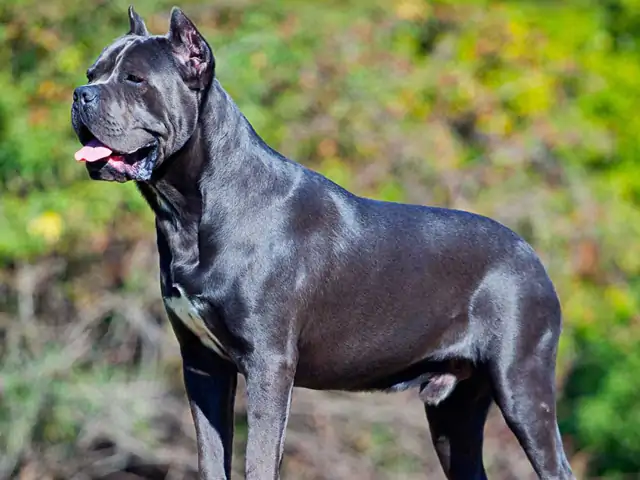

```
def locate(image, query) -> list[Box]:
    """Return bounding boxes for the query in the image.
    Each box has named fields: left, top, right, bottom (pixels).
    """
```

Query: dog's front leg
left=244, top=356, right=295, bottom=480
left=182, top=346, right=237, bottom=480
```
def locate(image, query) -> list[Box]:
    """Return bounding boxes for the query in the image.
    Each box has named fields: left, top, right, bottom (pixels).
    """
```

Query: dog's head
left=71, top=6, right=214, bottom=182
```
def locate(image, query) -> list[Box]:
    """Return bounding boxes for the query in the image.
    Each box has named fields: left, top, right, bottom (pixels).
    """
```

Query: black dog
left=71, top=6, right=575, bottom=479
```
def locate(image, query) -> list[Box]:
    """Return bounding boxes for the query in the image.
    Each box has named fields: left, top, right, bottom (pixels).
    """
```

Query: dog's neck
left=142, top=78, right=299, bottom=215
left=137, top=79, right=299, bottom=288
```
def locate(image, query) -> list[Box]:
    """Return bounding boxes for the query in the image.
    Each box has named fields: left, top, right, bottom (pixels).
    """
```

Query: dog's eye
left=126, top=74, right=145, bottom=84
left=86, top=70, right=95, bottom=82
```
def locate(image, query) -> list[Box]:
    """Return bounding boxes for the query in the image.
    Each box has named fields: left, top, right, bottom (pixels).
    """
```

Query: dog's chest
left=163, top=285, right=230, bottom=360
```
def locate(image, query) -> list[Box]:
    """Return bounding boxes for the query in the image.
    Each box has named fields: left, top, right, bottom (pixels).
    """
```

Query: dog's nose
left=73, top=86, right=98, bottom=105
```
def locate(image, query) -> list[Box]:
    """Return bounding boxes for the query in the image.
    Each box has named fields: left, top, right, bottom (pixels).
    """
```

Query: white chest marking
left=164, top=286, right=230, bottom=360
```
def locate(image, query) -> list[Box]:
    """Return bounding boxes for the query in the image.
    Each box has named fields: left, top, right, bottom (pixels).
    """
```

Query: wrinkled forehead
left=89, top=35, right=172, bottom=76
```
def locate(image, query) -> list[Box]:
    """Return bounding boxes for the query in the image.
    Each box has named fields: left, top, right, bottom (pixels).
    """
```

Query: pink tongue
left=74, top=139, right=113, bottom=162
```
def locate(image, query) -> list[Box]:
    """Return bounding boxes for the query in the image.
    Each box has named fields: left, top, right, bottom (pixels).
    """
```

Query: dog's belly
left=164, top=286, right=230, bottom=360
left=291, top=266, right=480, bottom=391
left=294, top=315, right=470, bottom=391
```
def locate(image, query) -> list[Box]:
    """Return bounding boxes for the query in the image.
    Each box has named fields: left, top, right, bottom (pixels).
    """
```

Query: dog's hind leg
left=424, top=371, right=492, bottom=480
left=487, top=297, right=575, bottom=479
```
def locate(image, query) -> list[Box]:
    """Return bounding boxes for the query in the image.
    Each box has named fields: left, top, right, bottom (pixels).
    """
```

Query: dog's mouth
left=74, top=125, right=157, bottom=181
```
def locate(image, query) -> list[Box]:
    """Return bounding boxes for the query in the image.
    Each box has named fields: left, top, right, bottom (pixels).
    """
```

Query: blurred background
left=1, top=0, right=639, bottom=478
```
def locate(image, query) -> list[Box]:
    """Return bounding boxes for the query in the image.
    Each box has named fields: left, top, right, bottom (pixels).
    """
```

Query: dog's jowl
left=72, top=5, right=576, bottom=480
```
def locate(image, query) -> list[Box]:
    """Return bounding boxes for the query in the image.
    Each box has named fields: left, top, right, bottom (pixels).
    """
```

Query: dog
left=71, top=6, right=575, bottom=479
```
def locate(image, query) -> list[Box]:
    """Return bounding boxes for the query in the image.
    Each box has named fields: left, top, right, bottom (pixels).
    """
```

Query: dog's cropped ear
left=128, top=6, right=149, bottom=36
left=168, top=7, right=215, bottom=91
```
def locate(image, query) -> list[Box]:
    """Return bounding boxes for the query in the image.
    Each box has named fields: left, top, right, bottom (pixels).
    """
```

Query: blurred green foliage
left=1, top=0, right=640, bottom=478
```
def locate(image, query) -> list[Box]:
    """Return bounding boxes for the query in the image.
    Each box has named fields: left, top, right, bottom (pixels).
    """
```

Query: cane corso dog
left=71, top=6, right=575, bottom=479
